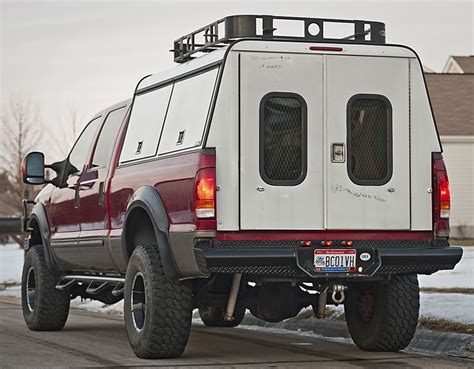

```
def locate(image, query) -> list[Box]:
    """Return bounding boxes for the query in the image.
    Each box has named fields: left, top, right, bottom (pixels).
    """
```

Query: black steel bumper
left=200, top=245, right=463, bottom=279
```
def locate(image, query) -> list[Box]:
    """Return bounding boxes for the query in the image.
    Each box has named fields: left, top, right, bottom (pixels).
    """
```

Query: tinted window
left=91, top=107, right=126, bottom=168
left=347, top=95, right=392, bottom=185
left=158, top=68, right=218, bottom=155
left=259, top=93, right=307, bottom=185
left=69, top=117, right=101, bottom=175
left=120, top=85, right=172, bottom=163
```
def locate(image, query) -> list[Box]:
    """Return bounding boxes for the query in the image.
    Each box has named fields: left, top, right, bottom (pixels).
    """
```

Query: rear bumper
left=200, top=245, right=463, bottom=279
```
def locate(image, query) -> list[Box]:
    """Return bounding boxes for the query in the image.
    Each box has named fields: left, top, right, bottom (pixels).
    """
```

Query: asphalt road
left=0, top=296, right=469, bottom=369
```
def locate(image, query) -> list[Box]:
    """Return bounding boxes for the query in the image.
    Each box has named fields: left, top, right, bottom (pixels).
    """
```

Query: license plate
left=314, top=249, right=356, bottom=272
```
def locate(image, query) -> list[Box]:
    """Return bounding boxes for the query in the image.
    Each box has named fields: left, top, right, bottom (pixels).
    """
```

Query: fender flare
left=27, top=203, right=58, bottom=272
left=122, top=186, right=178, bottom=278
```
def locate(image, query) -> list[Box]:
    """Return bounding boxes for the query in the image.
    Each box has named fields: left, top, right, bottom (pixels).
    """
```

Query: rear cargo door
left=326, top=56, right=410, bottom=229
left=240, top=52, right=324, bottom=230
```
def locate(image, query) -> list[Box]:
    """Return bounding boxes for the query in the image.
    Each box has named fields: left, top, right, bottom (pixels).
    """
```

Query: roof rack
left=173, top=15, right=386, bottom=63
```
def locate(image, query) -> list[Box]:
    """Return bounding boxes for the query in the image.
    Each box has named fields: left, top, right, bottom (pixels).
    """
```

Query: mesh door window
left=347, top=95, right=392, bottom=185
left=259, top=93, right=307, bottom=186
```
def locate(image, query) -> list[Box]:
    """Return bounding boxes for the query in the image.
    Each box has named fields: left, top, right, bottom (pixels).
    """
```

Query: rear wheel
left=21, top=246, right=70, bottom=331
left=124, top=244, right=193, bottom=359
left=199, top=305, right=246, bottom=327
left=344, top=274, right=419, bottom=351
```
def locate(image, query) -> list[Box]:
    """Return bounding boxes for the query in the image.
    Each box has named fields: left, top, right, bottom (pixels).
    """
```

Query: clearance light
left=195, top=169, right=215, bottom=219
left=324, top=241, right=333, bottom=246
left=301, top=240, right=312, bottom=247
left=309, top=46, right=343, bottom=52
left=342, top=240, right=353, bottom=246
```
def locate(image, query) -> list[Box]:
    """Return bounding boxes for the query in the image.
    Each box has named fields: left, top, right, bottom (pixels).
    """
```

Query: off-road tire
left=344, top=274, right=419, bottom=352
left=199, top=305, right=246, bottom=327
left=21, top=245, right=70, bottom=331
left=124, top=244, right=193, bottom=359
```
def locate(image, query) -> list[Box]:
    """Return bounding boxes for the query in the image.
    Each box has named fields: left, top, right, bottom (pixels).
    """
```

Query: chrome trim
left=62, top=275, right=125, bottom=283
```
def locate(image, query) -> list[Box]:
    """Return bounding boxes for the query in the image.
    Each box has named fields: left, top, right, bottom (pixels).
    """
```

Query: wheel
left=124, top=244, right=193, bottom=359
left=199, top=305, right=246, bottom=327
left=21, top=245, right=70, bottom=331
left=344, top=274, right=419, bottom=351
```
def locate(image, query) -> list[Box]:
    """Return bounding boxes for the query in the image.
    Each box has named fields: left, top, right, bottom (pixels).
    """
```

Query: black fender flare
left=27, top=203, right=58, bottom=272
left=122, top=186, right=178, bottom=278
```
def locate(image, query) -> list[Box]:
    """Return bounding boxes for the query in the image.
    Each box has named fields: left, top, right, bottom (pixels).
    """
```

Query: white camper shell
left=136, top=24, right=441, bottom=234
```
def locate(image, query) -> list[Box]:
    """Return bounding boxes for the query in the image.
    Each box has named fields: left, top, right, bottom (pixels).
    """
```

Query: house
left=442, top=55, right=474, bottom=74
left=425, top=58, right=474, bottom=238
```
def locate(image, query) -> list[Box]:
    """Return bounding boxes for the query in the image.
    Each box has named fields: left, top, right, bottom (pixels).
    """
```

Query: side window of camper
left=119, top=85, right=173, bottom=163
left=347, top=95, right=392, bottom=185
left=158, top=68, right=218, bottom=155
left=259, top=93, right=307, bottom=186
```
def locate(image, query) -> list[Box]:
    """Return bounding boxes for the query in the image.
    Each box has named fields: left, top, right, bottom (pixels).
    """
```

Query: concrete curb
left=241, top=315, right=474, bottom=360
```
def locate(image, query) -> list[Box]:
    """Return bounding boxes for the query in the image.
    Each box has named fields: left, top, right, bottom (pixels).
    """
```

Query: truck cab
left=21, top=15, right=462, bottom=359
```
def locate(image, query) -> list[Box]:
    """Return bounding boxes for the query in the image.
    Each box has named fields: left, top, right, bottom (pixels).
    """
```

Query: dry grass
left=419, top=317, right=474, bottom=335
left=450, top=239, right=474, bottom=246
left=420, top=287, right=474, bottom=294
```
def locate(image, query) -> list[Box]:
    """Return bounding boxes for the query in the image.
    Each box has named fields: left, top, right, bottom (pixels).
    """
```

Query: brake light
left=432, top=153, right=450, bottom=238
left=195, top=168, right=215, bottom=219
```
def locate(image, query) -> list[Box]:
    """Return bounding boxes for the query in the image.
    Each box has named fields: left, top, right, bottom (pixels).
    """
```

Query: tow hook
left=331, top=284, right=347, bottom=305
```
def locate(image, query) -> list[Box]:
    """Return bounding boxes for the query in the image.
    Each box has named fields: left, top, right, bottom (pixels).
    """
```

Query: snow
left=420, top=292, right=474, bottom=324
left=0, top=244, right=23, bottom=284
left=418, top=246, right=474, bottom=288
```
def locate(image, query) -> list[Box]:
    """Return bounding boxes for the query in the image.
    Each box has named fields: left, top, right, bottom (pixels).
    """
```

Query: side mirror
left=22, top=152, right=46, bottom=185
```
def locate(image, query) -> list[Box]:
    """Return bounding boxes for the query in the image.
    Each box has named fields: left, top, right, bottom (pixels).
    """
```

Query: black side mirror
left=22, top=152, right=46, bottom=185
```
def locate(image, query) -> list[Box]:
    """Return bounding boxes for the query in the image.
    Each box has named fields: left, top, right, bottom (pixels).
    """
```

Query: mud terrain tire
left=124, top=244, right=193, bottom=359
left=344, top=274, right=419, bottom=351
left=21, top=245, right=70, bottom=331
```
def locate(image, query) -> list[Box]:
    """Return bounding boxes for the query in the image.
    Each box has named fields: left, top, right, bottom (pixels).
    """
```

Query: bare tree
left=0, top=94, right=44, bottom=245
left=53, top=106, right=82, bottom=159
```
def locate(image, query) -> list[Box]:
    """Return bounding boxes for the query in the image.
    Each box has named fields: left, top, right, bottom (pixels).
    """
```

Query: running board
left=56, top=275, right=125, bottom=297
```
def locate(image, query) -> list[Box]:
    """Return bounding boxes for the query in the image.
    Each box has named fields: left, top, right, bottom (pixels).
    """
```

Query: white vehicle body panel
left=325, top=56, right=410, bottom=229
left=239, top=53, right=324, bottom=230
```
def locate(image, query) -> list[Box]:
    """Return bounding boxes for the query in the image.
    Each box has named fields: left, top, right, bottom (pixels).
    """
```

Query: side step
left=56, top=275, right=126, bottom=297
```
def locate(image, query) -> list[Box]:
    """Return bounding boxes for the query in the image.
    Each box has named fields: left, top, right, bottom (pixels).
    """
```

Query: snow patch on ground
left=0, top=244, right=23, bottom=284
left=419, top=246, right=474, bottom=288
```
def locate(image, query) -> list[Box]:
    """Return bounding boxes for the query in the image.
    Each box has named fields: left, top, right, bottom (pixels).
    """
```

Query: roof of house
left=425, top=73, right=474, bottom=136
left=452, top=56, right=474, bottom=73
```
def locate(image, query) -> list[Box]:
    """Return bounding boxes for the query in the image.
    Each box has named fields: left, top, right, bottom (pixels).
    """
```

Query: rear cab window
left=91, top=106, right=126, bottom=168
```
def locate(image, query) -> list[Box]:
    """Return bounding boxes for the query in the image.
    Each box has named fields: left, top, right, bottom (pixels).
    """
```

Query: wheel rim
left=26, top=267, right=36, bottom=312
left=131, top=273, right=146, bottom=332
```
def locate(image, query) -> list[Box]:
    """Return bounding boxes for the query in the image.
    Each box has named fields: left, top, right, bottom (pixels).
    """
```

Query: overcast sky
left=1, top=0, right=472, bottom=160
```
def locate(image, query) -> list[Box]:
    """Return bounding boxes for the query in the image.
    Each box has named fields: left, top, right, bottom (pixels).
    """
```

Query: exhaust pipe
left=224, top=273, right=242, bottom=321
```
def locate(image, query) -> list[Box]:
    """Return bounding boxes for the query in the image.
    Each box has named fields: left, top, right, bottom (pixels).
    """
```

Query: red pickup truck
left=21, top=15, right=462, bottom=359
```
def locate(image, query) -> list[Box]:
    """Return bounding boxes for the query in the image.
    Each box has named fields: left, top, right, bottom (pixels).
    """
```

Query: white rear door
left=240, top=52, right=324, bottom=230
left=326, top=56, right=410, bottom=229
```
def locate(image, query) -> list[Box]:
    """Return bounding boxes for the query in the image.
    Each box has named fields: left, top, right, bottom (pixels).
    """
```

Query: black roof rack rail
left=173, top=15, right=386, bottom=63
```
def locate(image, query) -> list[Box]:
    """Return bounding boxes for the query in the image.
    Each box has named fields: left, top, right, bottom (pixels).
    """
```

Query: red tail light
left=195, top=168, right=215, bottom=219
left=432, top=153, right=450, bottom=238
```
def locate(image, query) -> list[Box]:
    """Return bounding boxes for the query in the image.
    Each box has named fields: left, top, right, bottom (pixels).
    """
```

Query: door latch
left=331, top=143, right=345, bottom=163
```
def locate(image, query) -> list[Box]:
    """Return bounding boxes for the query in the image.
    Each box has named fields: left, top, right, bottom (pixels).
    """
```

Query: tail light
left=432, top=153, right=450, bottom=238
left=195, top=168, right=215, bottom=219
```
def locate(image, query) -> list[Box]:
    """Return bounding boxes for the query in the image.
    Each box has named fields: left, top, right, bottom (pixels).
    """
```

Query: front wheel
left=344, top=274, right=419, bottom=351
left=124, top=244, right=193, bottom=359
left=21, top=246, right=70, bottom=331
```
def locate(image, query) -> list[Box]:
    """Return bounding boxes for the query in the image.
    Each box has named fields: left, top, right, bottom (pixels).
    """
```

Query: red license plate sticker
left=314, top=249, right=356, bottom=272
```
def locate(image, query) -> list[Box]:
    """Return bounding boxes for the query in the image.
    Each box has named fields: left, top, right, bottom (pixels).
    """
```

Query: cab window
left=68, top=117, right=101, bottom=175
left=91, top=107, right=126, bottom=168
